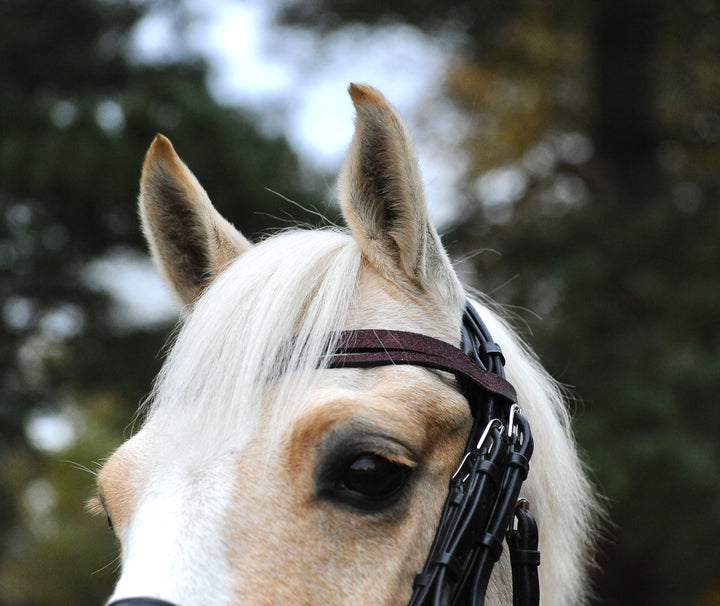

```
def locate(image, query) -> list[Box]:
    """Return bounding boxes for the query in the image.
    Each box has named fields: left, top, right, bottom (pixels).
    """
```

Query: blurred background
left=1, top=0, right=719, bottom=604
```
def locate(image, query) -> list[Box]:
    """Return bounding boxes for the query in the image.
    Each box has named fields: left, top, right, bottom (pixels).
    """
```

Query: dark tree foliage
left=0, top=0, right=326, bottom=602
left=284, top=1, right=720, bottom=604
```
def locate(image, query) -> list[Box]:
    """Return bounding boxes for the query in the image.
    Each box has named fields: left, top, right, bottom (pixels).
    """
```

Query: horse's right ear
left=138, top=135, right=252, bottom=309
left=338, top=84, right=459, bottom=301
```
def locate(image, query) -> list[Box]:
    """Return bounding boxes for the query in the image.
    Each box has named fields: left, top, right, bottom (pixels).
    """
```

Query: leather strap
left=508, top=504, right=541, bottom=606
left=326, top=329, right=517, bottom=405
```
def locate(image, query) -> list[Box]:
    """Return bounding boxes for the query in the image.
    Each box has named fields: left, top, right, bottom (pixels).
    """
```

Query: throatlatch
left=327, top=302, right=540, bottom=606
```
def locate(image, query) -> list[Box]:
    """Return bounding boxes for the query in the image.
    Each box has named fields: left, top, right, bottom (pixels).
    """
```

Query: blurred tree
left=282, top=0, right=720, bottom=604
left=0, top=0, right=327, bottom=603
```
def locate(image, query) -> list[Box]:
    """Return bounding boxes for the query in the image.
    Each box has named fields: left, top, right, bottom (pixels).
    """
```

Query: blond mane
left=144, top=229, right=363, bottom=445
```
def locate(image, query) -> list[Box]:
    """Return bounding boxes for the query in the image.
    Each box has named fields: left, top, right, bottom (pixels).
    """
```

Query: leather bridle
left=326, top=302, right=539, bottom=606
left=108, top=302, right=539, bottom=606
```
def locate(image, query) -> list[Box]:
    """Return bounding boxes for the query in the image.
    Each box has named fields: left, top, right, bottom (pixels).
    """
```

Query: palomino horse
left=91, top=84, right=597, bottom=605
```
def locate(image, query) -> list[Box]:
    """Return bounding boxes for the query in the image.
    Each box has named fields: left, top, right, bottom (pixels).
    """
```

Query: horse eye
left=342, top=454, right=409, bottom=499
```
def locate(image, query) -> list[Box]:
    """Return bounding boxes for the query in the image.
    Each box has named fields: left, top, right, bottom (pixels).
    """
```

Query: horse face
left=95, top=85, right=475, bottom=605
left=220, top=352, right=471, bottom=604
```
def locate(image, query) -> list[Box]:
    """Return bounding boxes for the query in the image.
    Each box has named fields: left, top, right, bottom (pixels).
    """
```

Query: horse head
left=92, top=84, right=595, bottom=606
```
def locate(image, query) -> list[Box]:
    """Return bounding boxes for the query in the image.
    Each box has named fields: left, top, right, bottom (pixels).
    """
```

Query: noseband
left=109, top=303, right=538, bottom=606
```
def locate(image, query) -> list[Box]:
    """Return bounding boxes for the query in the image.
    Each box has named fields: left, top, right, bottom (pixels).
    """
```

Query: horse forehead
left=309, top=366, right=468, bottom=426
left=350, top=268, right=461, bottom=341
left=282, top=366, right=470, bottom=462
left=131, top=417, right=252, bottom=473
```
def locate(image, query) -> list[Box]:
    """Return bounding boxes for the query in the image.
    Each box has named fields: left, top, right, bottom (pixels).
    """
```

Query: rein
left=108, top=303, right=539, bottom=606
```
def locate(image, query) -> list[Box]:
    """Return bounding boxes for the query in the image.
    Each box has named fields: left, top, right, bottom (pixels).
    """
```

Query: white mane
left=144, top=229, right=363, bottom=444
left=476, top=306, right=597, bottom=601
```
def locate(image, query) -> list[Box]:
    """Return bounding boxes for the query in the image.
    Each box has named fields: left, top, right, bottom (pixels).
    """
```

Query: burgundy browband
left=325, top=329, right=517, bottom=404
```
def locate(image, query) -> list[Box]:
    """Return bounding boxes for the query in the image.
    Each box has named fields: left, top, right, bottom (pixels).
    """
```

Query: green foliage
left=505, top=197, right=719, bottom=594
left=281, top=0, right=526, bottom=50
left=0, top=0, right=316, bottom=436
left=0, top=396, right=126, bottom=605
left=503, top=188, right=720, bottom=605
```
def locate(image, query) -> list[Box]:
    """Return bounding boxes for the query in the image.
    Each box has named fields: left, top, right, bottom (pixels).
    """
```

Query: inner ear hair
left=338, top=84, right=454, bottom=297
left=139, top=135, right=251, bottom=308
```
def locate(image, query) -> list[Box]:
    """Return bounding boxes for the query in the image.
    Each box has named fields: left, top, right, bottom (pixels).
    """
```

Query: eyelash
left=90, top=493, right=115, bottom=533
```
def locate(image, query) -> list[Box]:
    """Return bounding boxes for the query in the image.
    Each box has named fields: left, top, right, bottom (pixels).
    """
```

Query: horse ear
left=139, top=134, right=252, bottom=308
left=338, top=84, right=451, bottom=293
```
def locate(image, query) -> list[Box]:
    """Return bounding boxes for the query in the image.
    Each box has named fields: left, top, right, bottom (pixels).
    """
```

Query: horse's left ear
left=338, top=84, right=454, bottom=294
left=139, top=134, right=252, bottom=308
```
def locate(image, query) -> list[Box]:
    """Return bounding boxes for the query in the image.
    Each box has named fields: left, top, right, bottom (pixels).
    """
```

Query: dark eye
left=316, top=452, right=411, bottom=511
left=342, top=454, right=408, bottom=498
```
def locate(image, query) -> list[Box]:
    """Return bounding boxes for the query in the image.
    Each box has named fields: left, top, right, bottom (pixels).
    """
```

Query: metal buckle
left=511, top=498, right=531, bottom=530
left=476, top=417, right=504, bottom=451
left=507, top=403, right=521, bottom=442
left=452, top=418, right=503, bottom=482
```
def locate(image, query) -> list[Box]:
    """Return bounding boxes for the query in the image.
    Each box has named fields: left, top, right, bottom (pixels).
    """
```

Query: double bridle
left=326, top=302, right=539, bottom=606
left=109, top=302, right=539, bottom=606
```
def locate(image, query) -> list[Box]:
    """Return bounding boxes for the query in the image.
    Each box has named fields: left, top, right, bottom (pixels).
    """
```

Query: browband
left=325, top=329, right=517, bottom=405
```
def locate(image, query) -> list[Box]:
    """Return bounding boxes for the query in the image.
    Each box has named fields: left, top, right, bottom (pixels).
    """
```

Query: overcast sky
left=131, top=0, right=470, bottom=219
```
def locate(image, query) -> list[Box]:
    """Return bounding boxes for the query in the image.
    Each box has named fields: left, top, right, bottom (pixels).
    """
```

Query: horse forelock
left=142, top=229, right=364, bottom=446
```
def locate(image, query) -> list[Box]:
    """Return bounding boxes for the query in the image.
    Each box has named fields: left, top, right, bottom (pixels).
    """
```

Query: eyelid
left=86, top=493, right=105, bottom=516
left=364, top=448, right=416, bottom=469
left=320, top=419, right=420, bottom=461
